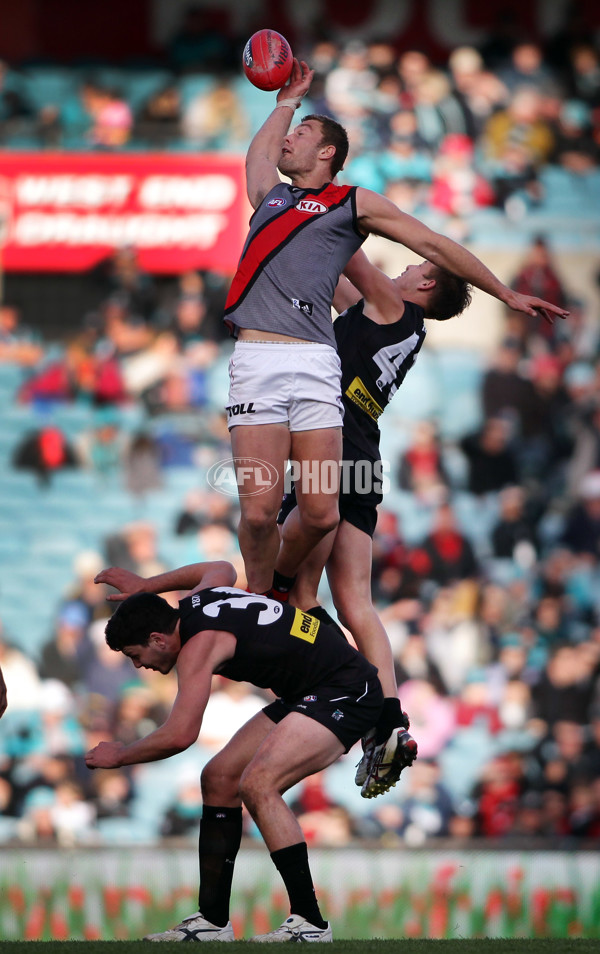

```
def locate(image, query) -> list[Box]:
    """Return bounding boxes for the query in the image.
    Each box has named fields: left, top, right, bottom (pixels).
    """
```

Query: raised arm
left=334, top=247, right=405, bottom=323
left=95, top=561, right=237, bottom=602
left=245, top=59, right=314, bottom=209
left=356, top=188, right=570, bottom=322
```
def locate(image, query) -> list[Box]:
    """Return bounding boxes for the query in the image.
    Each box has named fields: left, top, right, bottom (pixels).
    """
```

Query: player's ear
left=419, top=278, right=436, bottom=291
left=149, top=631, right=166, bottom=648
left=318, top=143, right=336, bottom=164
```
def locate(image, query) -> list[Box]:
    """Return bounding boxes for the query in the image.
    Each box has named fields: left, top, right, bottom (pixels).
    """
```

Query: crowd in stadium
left=0, top=7, right=599, bottom=847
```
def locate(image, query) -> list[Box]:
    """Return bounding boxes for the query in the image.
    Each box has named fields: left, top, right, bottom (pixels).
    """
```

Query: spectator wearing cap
left=38, top=602, right=91, bottom=689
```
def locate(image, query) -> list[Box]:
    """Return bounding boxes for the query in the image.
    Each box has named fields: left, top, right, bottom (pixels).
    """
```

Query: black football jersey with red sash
left=334, top=299, right=427, bottom=460
left=178, top=586, right=377, bottom=699
left=224, top=182, right=364, bottom=348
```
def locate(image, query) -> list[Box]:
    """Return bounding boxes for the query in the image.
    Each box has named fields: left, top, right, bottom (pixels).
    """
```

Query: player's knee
left=300, top=505, right=339, bottom=537
left=240, top=505, right=278, bottom=537
left=333, top=592, right=372, bottom=630
left=201, top=758, right=241, bottom=803
left=238, top=763, right=267, bottom=810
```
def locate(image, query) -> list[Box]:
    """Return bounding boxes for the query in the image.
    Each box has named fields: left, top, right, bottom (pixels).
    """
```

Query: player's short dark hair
left=302, top=114, right=349, bottom=177
left=425, top=267, right=472, bottom=321
left=104, top=593, right=179, bottom=651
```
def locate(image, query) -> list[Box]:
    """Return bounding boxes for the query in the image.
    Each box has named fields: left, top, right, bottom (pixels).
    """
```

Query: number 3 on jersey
left=290, top=609, right=320, bottom=643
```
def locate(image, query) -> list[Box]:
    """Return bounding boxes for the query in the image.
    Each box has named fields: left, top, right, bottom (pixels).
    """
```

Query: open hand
left=277, top=58, right=314, bottom=101
left=94, top=567, right=145, bottom=602
left=503, top=291, right=569, bottom=324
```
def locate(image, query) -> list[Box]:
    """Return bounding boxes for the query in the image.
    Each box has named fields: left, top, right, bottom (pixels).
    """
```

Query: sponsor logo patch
left=226, top=402, right=256, bottom=417
left=332, top=709, right=344, bottom=721
left=290, top=609, right=320, bottom=643
left=291, top=298, right=313, bottom=316
left=268, top=197, right=286, bottom=207
left=296, top=199, right=327, bottom=214
left=303, top=695, right=317, bottom=702
left=345, top=376, right=384, bottom=421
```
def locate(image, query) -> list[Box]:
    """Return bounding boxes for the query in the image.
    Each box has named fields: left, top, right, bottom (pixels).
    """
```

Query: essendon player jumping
left=222, top=58, right=568, bottom=598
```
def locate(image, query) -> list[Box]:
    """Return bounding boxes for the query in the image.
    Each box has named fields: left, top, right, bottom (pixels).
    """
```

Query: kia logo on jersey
left=268, top=197, right=286, bottom=206
left=295, top=199, right=328, bottom=214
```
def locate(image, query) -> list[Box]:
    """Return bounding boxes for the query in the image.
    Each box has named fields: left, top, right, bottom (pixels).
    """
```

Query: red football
left=242, top=29, right=293, bottom=92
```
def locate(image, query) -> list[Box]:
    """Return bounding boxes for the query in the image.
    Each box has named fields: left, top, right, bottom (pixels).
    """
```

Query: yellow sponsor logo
left=290, top=608, right=320, bottom=643
left=346, top=376, right=383, bottom=421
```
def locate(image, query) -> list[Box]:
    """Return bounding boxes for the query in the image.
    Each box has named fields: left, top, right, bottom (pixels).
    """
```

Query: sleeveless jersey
left=334, top=299, right=427, bottom=460
left=224, top=182, right=364, bottom=348
left=178, top=586, right=377, bottom=699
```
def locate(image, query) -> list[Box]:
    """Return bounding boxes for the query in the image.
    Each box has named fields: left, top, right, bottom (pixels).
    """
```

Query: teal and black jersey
left=178, top=586, right=377, bottom=699
left=334, top=299, right=427, bottom=460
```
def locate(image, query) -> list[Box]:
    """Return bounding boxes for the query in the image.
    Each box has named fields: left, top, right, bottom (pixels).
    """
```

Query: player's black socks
left=270, top=570, right=297, bottom=602
left=270, top=842, right=328, bottom=929
left=198, top=805, right=243, bottom=927
left=306, top=605, right=348, bottom=642
left=375, top=697, right=410, bottom=745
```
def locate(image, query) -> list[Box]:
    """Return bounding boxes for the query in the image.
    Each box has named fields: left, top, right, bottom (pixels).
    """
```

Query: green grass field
left=1, top=941, right=599, bottom=953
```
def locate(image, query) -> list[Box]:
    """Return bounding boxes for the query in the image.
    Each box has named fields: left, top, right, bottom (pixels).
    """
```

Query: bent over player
left=86, top=561, right=383, bottom=943
left=224, top=58, right=568, bottom=599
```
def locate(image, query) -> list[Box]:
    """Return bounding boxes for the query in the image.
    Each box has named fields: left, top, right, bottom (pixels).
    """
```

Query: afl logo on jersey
left=296, top=199, right=328, bottom=214
left=268, top=197, right=286, bottom=207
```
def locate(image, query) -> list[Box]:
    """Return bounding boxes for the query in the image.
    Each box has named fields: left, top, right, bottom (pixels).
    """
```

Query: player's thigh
left=202, top=711, right=276, bottom=795
left=230, top=422, right=291, bottom=516
left=290, top=427, right=342, bottom=517
left=327, top=519, right=374, bottom=609
left=241, top=711, right=344, bottom=796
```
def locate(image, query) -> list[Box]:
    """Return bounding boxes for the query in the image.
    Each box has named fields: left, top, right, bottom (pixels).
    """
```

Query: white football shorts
left=226, top=341, right=344, bottom=432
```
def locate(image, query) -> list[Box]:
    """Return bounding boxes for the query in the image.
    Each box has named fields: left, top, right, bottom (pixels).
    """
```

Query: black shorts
left=277, top=452, right=383, bottom=538
left=263, top=674, right=383, bottom=752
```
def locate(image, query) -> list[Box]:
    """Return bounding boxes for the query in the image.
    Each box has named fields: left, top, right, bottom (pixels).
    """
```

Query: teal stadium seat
left=22, top=67, right=79, bottom=112
left=432, top=349, right=483, bottom=440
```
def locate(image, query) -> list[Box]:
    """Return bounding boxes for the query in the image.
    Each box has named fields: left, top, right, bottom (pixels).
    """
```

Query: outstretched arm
left=245, top=59, right=314, bottom=209
left=95, top=561, right=237, bottom=602
left=85, top=631, right=233, bottom=769
left=356, top=189, right=570, bottom=322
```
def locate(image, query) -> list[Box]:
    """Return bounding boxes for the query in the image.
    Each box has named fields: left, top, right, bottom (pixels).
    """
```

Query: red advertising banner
left=0, top=152, right=251, bottom=274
